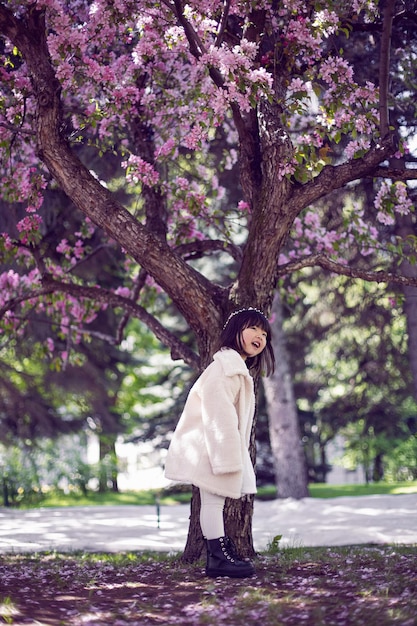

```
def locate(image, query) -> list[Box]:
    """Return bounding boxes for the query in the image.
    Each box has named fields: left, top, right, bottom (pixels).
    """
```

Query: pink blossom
left=2, top=234, right=13, bottom=250
left=122, top=155, right=159, bottom=187
left=56, top=239, right=71, bottom=255
left=155, top=138, right=176, bottom=159
left=175, top=177, right=189, bottom=190
left=345, top=138, right=371, bottom=159
left=73, top=240, right=85, bottom=259
left=0, top=269, right=20, bottom=290
left=377, top=211, right=395, bottom=225
left=237, top=201, right=250, bottom=213
left=374, top=181, right=413, bottom=219
left=288, top=77, right=306, bottom=93
left=46, top=337, right=55, bottom=353
left=320, top=57, right=354, bottom=86
left=114, top=286, right=131, bottom=298
left=277, top=159, right=297, bottom=180
left=0, top=0, right=413, bottom=350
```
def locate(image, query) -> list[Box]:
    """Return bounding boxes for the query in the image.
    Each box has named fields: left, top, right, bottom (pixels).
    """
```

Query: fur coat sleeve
left=164, top=349, right=257, bottom=499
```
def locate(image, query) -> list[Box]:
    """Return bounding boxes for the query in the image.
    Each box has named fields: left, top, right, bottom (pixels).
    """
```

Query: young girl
left=164, top=308, right=275, bottom=578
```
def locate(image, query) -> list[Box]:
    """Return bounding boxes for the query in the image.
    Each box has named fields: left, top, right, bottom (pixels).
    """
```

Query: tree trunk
left=98, top=434, right=118, bottom=493
left=3, top=478, right=9, bottom=507
left=373, top=453, right=384, bottom=482
left=181, top=486, right=205, bottom=562
left=224, top=495, right=256, bottom=558
left=263, top=292, right=309, bottom=499
left=396, top=213, right=417, bottom=402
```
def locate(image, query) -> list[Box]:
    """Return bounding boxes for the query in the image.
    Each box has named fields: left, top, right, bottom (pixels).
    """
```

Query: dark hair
left=219, top=309, right=275, bottom=377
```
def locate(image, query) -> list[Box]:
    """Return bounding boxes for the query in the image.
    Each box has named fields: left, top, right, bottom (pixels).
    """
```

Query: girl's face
left=239, top=324, right=267, bottom=359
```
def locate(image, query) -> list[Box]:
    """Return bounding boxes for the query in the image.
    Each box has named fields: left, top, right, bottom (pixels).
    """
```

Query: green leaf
left=312, top=82, right=322, bottom=98
left=294, top=167, right=309, bottom=183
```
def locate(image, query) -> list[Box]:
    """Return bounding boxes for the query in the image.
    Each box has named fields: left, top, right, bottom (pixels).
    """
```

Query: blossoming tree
left=1, top=0, right=416, bottom=558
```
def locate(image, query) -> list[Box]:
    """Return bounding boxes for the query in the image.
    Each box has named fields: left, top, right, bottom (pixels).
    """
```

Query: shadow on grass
left=0, top=544, right=416, bottom=625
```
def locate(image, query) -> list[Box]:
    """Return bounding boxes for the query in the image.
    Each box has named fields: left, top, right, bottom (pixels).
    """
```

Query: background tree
left=282, top=271, right=416, bottom=480
left=263, top=292, right=309, bottom=498
left=0, top=171, right=132, bottom=489
left=0, top=0, right=416, bottom=560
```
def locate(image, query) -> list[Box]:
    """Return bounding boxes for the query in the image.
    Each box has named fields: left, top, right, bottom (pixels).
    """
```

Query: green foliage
left=0, top=596, right=16, bottom=624
left=337, top=420, right=417, bottom=482
left=11, top=480, right=417, bottom=509
left=282, top=271, right=416, bottom=481
left=0, top=444, right=41, bottom=506
left=0, top=436, right=119, bottom=506
left=265, top=534, right=283, bottom=555
left=384, top=435, right=417, bottom=481
left=116, top=315, right=193, bottom=443
left=0, top=340, right=86, bottom=444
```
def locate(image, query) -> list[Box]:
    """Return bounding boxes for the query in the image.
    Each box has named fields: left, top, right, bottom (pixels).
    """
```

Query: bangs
left=241, top=311, right=271, bottom=334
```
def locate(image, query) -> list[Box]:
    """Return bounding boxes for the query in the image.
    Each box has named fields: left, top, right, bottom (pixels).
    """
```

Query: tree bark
left=224, top=495, right=256, bottom=558
left=263, top=292, right=309, bottom=499
left=98, top=434, right=119, bottom=493
left=396, top=213, right=417, bottom=401
left=182, top=487, right=205, bottom=562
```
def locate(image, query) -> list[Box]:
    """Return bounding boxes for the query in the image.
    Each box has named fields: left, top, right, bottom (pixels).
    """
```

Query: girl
left=164, top=307, right=275, bottom=578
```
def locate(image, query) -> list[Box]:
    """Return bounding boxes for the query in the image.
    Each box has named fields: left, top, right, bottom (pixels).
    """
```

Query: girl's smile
left=240, top=325, right=267, bottom=359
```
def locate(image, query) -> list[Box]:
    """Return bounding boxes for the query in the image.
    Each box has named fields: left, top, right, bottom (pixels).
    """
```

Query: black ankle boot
left=205, top=536, right=255, bottom=578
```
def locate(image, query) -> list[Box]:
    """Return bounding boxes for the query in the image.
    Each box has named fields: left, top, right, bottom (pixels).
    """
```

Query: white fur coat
left=164, top=348, right=257, bottom=499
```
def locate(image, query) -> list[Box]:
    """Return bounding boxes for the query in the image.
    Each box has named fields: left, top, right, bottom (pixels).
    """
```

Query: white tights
left=199, top=488, right=226, bottom=540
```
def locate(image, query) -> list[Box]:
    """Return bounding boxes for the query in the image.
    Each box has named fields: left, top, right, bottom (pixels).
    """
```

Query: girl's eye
left=251, top=325, right=267, bottom=337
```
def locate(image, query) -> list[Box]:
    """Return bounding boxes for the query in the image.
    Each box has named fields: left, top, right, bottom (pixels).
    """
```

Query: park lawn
left=2, top=483, right=416, bottom=623
left=16, top=480, right=417, bottom=508
left=1, top=544, right=416, bottom=625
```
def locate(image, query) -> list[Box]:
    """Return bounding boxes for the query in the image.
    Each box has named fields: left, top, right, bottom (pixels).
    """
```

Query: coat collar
left=213, top=348, right=250, bottom=377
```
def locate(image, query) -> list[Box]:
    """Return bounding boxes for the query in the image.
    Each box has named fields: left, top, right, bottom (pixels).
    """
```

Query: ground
left=0, top=545, right=416, bottom=625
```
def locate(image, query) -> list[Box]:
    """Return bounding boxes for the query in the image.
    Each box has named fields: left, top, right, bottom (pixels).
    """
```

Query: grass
left=308, top=480, right=417, bottom=498
left=257, top=480, right=417, bottom=500
left=7, top=487, right=190, bottom=509
left=1, top=545, right=416, bottom=625
left=2, top=481, right=416, bottom=624
left=11, top=479, right=417, bottom=509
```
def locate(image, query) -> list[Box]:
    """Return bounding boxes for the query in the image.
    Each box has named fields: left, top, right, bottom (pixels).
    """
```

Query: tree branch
left=379, top=0, right=396, bottom=138
left=171, top=0, right=208, bottom=57
left=116, top=268, right=149, bottom=344
left=277, top=253, right=417, bottom=288
left=369, top=166, right=417, bottom=181
left=6, top=312, right=122, bottom=346
left=215, top=0, right=232, bottom=47
left=346, top=9, right=417, bottom=33
left=0, top=121, right=36, bottom=136
left=174, top=239, right=242, bottom=262
left=39, top=276, right=201, bottom=368
left=292, top=133, right=398, bottom=212
left=0, top=286, right=55, bottom=321
left=0, top=277, right=200, bottom=369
